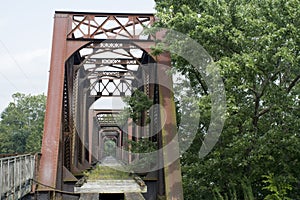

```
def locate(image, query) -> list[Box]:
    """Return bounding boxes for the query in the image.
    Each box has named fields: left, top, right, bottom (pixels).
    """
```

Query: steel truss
left=38, top=11, right=183, bottom=200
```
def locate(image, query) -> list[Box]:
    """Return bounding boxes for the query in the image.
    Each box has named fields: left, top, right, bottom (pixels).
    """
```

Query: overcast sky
left=0, top=0, right=156, bottom=113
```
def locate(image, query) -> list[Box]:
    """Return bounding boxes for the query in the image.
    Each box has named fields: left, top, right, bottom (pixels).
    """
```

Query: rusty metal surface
left=156, top=46, right=184, bottom=199
left=64, top=12, right=155, bottom=40
left=38, top=13, right=70, bottom=190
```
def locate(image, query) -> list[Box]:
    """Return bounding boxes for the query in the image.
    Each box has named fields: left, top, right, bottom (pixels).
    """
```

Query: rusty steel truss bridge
left=1, top=11, right=184, bottom=200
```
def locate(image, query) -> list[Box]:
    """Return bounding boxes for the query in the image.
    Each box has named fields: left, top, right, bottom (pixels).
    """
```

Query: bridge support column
left=157, top=51, right=184, bottom=200
left=38, top=13, right=70, bottom=191
left=38, top=13, right=89, bottom=192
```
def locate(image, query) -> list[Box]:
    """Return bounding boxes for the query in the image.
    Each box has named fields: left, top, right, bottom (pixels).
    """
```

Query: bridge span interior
left=35, top=11, right=183, bottom=200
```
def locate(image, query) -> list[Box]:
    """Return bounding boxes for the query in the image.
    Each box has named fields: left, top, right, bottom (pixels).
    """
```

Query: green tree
left=0, top=93, right=46, bottom=153
left=123, top=89, right=153, bottom=124
left=155, top=0, right=300, bottom=199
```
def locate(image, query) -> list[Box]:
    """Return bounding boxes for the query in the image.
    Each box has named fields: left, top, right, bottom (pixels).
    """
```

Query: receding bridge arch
left=38, top=11, right=183, bottom=200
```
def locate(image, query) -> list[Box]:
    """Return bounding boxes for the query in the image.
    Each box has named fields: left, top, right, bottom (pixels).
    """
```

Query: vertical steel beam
left=38, top=13, right=70, bottom=189
left=157, top=51, right=184, bottom=199
left=128, top=118, right=133, bottom=163
left=38, top=13, right=88, bottom=191
left=88, top=109, right=93, bottom=164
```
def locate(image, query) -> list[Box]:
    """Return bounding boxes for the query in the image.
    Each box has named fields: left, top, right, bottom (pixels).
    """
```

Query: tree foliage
left=123, top=89, right=153, bottom=123
left=0, top=93, right=46, bottom=154
left=155, top=0, right=300, bottom=199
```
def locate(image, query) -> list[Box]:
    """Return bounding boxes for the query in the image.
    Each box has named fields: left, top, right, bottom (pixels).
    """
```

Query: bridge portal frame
left=38, top=11, right=183, bottom=200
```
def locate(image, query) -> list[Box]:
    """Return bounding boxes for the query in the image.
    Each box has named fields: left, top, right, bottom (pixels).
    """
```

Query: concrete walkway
left=75, top=156, right=146, bottom=197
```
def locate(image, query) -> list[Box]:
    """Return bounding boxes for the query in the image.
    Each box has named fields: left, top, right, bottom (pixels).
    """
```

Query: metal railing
left=0, top=154, right=35, bottom=200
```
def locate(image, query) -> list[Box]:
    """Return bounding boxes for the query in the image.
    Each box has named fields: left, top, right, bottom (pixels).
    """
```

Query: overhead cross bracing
left=75, top=41, right=152, bottom=98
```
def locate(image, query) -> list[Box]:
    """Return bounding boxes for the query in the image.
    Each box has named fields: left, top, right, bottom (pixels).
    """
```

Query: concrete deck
left=74, top=179, right=146, bottom=193
left=74, top=156, right=147, bottom=194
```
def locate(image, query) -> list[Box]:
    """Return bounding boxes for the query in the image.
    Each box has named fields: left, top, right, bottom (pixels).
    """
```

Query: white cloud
left=15, top=48, right=49, bottom=65
left=0, top=18, right=7, bottom=29
left=0, top=48, right=50, bottom=112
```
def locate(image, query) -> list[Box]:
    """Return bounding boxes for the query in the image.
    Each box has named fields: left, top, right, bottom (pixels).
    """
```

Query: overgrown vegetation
left=122, top=89, right=153, bottom=124
left=155, top=0, right=300, bottom=199
left=128, top=138, right=157, bottom=154
left=84, top=165, right=131, bottom=180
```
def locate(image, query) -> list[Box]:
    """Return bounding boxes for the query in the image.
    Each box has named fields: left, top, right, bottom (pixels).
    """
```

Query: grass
left=84, top=165, right=131, bottom=180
